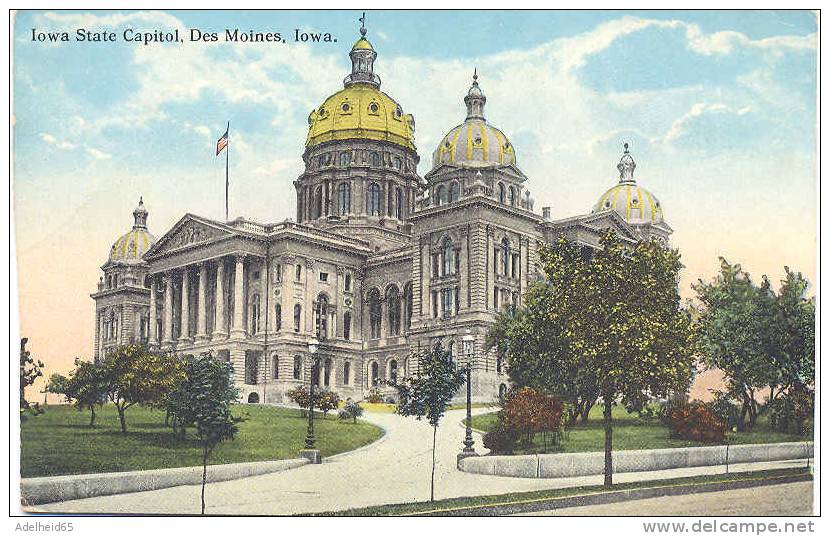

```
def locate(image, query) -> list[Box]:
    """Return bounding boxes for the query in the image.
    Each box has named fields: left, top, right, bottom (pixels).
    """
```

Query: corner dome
left=305, top=27, right=415, bottom=152
left=432, top=72, right=517, bottom=170
left=109, top=198, right=157, bottom=264
left=592, top=145, right=665, bottom=225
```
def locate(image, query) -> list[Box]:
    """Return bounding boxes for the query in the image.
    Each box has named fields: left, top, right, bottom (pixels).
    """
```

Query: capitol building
left=91, top=26, right=672, bottom=403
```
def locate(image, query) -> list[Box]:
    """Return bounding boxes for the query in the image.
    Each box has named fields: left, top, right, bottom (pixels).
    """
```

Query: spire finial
left=133, top=197, right=148, bottom=228
left=359, top=12, right=367, bottom=37
left=617, top=142, right=636, bottom=183
left=623, top=141, right=630, bottom=154
left=473, top=67, right=478, bottom=83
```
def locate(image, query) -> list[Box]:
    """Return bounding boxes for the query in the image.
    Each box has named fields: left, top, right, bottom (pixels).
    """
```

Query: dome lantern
left=464, top=69, right=486, bottom=120
left=132, top=196, right=148, bottom=229
left=617, top=142, right=637, bottom=183
left=344, top=12, right=380, bottom=88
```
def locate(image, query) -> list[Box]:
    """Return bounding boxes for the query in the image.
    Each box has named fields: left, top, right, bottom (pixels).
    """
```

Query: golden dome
left=593, top=183, right=664, bottom=224
left=108, top=198, right=157, bottom=264
left=305, top=84, right=416, bottom=150
left=305, top=32, right=416, bottom=152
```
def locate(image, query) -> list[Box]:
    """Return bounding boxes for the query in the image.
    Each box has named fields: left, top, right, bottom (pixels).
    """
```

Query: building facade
left=91, top=27, right=672, bottom=403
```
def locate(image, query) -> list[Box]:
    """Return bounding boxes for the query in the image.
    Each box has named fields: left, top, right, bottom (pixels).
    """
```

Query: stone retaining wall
left=459, top=442, right=813, bottom=478
left=21, top=458, right=309, bottom=506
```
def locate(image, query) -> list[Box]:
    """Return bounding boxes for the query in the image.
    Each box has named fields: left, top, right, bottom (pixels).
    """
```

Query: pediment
left=575, top=210, right=638, bottom=241
left=145, top=215, right=233, bottom=258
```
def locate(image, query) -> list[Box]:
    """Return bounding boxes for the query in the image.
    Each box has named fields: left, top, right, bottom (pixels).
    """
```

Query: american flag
left=216, top=128, right=228, bottom=155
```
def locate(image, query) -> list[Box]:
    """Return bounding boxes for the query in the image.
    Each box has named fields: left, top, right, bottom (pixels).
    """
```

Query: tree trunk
left=89, top=406, right=96, bottom=428
left=581, top=400, right=595, bottom=423
left=603, top=396, right=613, bottom=488
left=117, top=405, right=127, bottom=435
left=201, top=445, right=208, bottom=515
left=430, top=425, right=437, bottom=502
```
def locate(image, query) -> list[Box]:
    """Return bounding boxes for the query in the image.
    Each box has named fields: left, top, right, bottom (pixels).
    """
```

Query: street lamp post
left=459, top=332, right=477, bottom=462
left=300, top=338, right=321, bottom=464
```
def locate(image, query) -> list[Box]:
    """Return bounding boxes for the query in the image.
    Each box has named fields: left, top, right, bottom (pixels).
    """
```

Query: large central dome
left=432, top=72, right=516, bottom=170
left=305, top=33, right=415, bottom=151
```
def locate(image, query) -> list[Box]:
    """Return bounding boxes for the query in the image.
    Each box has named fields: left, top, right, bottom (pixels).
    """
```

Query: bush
left=338, top=409, right=351, bottom=421
left=341, top=400, right=364, bottom=423
left=501, top=387, right=564, bottom=451
left=286, top=386, right=311, bottom=409
left=665, top=401, right=726, bottom=443
left=482, top=421, right=519, bottom=454
left=708, top=392, right=742, bottom=431
left=365, top=388, right=383, bottom=404
left=317, top=390, right=340, bottom=416
left=768, top=386, right=813, bottom=436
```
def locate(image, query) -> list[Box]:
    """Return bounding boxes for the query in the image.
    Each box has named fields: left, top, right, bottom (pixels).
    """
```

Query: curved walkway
left=30, top=408, right=809, bottom=515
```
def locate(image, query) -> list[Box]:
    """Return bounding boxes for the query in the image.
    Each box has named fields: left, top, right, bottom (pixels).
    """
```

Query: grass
left=21, top=403, right=383, bottom=478
left=320, top=467, right=812, bottom=516
left=471, top=404, right=811, bottom=454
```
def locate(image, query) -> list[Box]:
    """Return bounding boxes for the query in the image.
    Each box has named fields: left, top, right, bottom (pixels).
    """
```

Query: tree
left=167, top=353, right=240, bottom=514
left=101, top=345, right=185, bottom=435
left=51, top=360, right=108, bottom=427
left=501, top=387, right=564, bottom=452
left=767, top=268, right=815, bottom=396
left=386, top=345, right=466, bottom=501
left=20, top=338, right=45, bottom=419
left=340, top=400, right=364, bottom=423
left=490, top=234, right=696, bottom=487
left=316, top=390, right=340, bottom=417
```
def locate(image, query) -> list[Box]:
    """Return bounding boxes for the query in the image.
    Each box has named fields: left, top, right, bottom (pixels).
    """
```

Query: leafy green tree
left=694, top=260, right=777, bottom=429
left=101, top=345, right=185, bottom=435
left=767, top=268, right=815, bottom=396
left=490, top=233, right=696, bottom=487
left=20, top=338, right=45, bottom=419
left=340, top=400, right=364, bottom=423
left=52, top=359, right=108, bottom=427
left=167, top=353, right=240, bottom=514
left=386, top=345, right=466, bottom=502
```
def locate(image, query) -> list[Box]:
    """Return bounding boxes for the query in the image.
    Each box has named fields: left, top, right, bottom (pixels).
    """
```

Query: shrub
left=482, top=421, right=519, bottom=454
left=365, top=388, right=383, bottom=404
left=665, top=400, right=726, bottom=443
left=708, top=392, right=742, bottom=431
left=768, top=385, right=813, bottom=436
left=341, top=400, right=364, bottom=423
left=286, top=386, right=311, bottom=409
left=501, top=387, right=564, bottom=451
left=338, top=409, right=350, bottom=421
left=317, top=390, right=340, bottom=416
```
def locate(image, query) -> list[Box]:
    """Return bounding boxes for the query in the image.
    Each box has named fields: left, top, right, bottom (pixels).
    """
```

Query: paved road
left=519, top=481, right=814, bottom=516
left=30, top=408, right=812, bottom=515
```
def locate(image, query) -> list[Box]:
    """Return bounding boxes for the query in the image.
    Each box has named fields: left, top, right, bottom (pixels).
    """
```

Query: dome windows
left=340, top=102, right=352, bottom=114
left=394, top=105, right=402, bottom=119
left=604, top=201, right=611, bottom=208
left=393, top=157, right=402, bottom=170
left=318, top=106, right=328, bottom=118
left=340, top=152, right=352, bottom=167
left=370, top=151, right=381, bottom=167
left=368, top=102, right=380, bottom=114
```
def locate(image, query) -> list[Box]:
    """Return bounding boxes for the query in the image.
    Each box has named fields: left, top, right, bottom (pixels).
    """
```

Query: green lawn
left=21, top=403, right=383, bottom=478
left=471, top=404, right=810, bottom=454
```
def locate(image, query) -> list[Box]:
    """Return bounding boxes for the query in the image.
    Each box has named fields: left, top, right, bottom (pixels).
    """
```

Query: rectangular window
left=493, top=286, right=499, bottom=309
left=432, top=290, right=438, bottom=318
left=442, top=288, right=453, bottom=316
left=320, top=272, right=329, bottom=282
left=432, top=254, right=439, bottom=278
left=275, top=264, right=282, bottom=283
left=345, top=273, right=352, bottom=292
left=295, top=264, right=302, bottom=282
left=455, top=248, right=461, bottom=275
left=454, top=287, right=460, bottom=314
left=343, top=312, right=351, bottom=340
left=494, top=248, right=499, bottom=274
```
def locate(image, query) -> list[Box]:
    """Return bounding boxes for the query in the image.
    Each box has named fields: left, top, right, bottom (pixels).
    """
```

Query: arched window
left=316, top=294, right=329, bottom=340
left=509, top=186, right=516, bottom=206
left=323, top=358, right=332, bottom=387
left=295, top=264, right=302, bottom=281
left=244, top=352, right=258, bottom=385
left=501, top=238, right=510, bottom=275
left=370, top=151, right=381, bottom=167
left=393, top=157, right=402, bottom=170
left=449, top=181, right=459, bottom=202
left=344, top=361, right=351, bottom=385
left=368, top=288, right=382, bottom=339
left=403, top=283, right=413, bottom=329
left=343, top=311, right=352, bottom=340
left=340, top=152, right=351, bottom=167
left=395, top=187, right=403, bottom=219
left=389, top=360, right=398, bottom=383
left=293, top=355, right=302, bottom=380
left=275, top=303, right=282, bottom=331
left=337, top=182, right=351, bottom=215
left=272, top=352, right=279, bottom=379
left=435, top=185, right=447, bottom=205
left=386, top=286, right=401, bottom=336
left=250, top=294, right=260, bottom=335
left=248, top=392, right=260, bottom=403
left=313, top=185, right=323, bottom=219
left=293, top=304, right=302, bottom=333
left=371, top=361, right=379, bottom=387
left=442, top=238, right=455, bottom=276
left=367, top=183, right=381, bottom=216
left=498, top=182, right=506, bottom=204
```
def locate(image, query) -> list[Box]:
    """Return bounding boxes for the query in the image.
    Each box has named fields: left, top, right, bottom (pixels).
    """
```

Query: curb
left=21, top=458, right=309, bottom=506
left=410, top=472, right=813, bottom=516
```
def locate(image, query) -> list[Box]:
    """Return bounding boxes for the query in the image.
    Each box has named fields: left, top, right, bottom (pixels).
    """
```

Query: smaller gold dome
left=108, top=198, right=156, bottom=264
left=593, top=183, right=664, bottom=225
left=352, top=37, right=374, bottom=51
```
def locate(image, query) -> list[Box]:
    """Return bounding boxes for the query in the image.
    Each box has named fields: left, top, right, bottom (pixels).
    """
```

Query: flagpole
left=225, top=121, right=229, bottom=221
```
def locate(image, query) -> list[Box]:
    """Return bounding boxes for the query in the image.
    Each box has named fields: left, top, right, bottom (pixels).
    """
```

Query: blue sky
left=12, top=10, right=818, bottom=371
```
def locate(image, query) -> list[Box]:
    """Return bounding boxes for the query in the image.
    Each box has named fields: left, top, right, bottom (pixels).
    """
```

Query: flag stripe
left=216, top=131, right=228, bottom=155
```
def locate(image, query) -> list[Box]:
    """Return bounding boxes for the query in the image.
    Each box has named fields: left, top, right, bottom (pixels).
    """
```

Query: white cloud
left=39, top=132, right=76, bottom=150
left=85, top=147, right=111, bottom=160
left=658, top=102, right=750, bottom=145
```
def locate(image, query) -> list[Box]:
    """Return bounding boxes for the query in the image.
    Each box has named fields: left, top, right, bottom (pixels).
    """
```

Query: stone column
left=179, top=268, right=191, bottom=342
left=459, top=227, right=469, bottom=311
left=214, top=258, right=227, bottom=339
left=230, top=254, right=246, bottom=339
left=486, top=226, right=495, bottom=310
left=148, top=276, right=157, bottom=344
left=162, top=273, right=174, bottom=345
left=196, top=262, right=209, bottom=342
